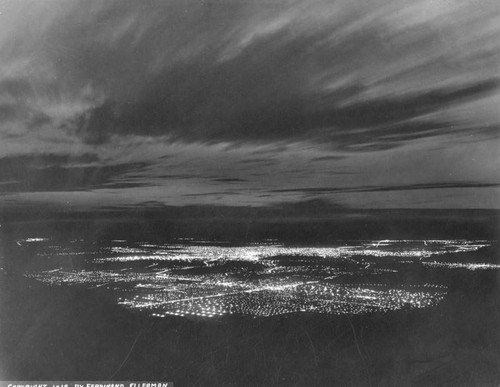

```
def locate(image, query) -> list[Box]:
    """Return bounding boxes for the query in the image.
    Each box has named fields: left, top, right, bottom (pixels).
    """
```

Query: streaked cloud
left=0, top=0, right=499, bottom=209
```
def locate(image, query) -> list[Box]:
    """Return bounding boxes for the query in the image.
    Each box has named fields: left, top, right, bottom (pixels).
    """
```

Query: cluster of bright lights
left=26, top=267, right=446, bottom=318
left=23, top=238, right=49, bottom=243
left=20, top=238, right=497, bottom=320
left=26, top=269, right=131, bottom=287
left=122, top=281, right=446, bottom=318
left=92, top=239, right=491, bottom=264
left=423, top=262, right=500, bottom=270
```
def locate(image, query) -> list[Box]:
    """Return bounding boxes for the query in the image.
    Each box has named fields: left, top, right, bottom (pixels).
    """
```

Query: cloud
left=271, top=182, right=500, bottom=195
left=1, top=0, right=499, bottom=149
left=0, top=154, right=149, bottom=192
left=70, top=26, right=500, bottom=147
left=0, top=0, right=499, bottom=210
left=212, top=178, right=247, bottom=183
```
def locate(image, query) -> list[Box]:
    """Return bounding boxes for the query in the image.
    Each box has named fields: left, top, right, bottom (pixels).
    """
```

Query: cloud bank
left=0, top=0, right=499, bottom=209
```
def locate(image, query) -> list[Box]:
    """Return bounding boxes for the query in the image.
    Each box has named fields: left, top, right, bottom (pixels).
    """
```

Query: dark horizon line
left=1, top=203, right=499, bottom=223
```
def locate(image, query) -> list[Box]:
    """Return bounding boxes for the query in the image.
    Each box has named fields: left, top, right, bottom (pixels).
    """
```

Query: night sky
left=0, top=0, right=499, bottom=212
